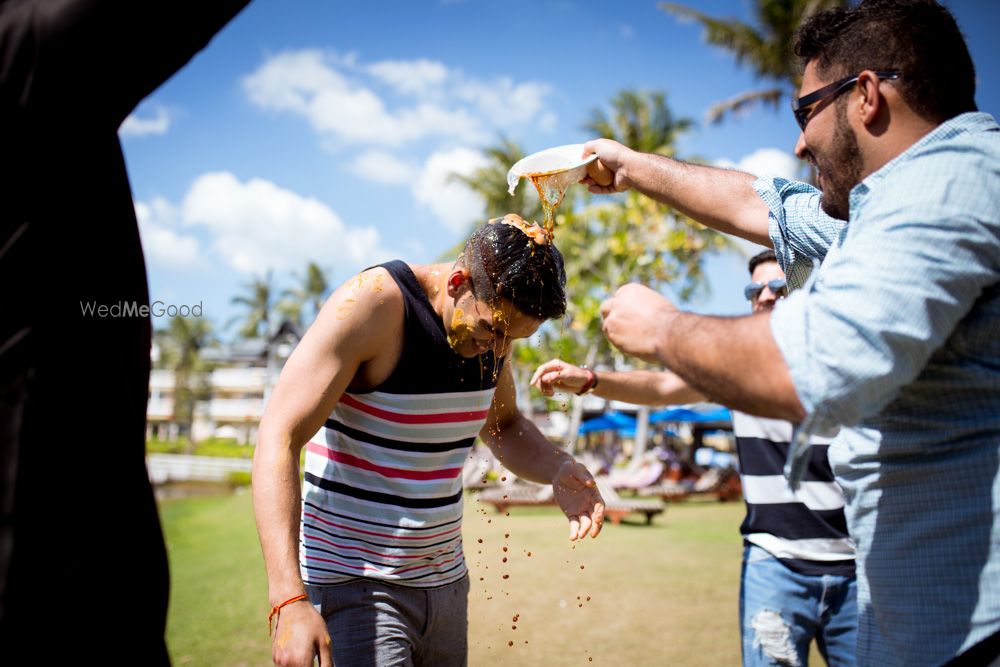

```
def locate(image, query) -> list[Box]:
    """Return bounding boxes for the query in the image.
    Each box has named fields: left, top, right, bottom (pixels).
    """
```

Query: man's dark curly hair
left=459, top=221, right=567, bottom=321
left=795, top=0, right=976, bottom=124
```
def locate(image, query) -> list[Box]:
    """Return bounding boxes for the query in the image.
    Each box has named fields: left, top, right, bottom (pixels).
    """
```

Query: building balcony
left=207, top=397, right=265, bottom=421
left=210, top=367, right=269, bottom=392
left=149, top=369, right=175, bottom=392
left=147, top=398, right=174, bottom=420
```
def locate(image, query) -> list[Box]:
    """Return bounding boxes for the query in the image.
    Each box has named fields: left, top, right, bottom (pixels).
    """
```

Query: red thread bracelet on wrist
left=268, top=594, right=309, bottom=636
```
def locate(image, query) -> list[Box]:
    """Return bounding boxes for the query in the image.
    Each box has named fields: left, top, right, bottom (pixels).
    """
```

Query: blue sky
left=121, top=0, right=1000, bottom=335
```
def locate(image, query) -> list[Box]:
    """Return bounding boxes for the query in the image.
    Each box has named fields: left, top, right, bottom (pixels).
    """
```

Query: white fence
left=147, top=453, right=252, bottom=484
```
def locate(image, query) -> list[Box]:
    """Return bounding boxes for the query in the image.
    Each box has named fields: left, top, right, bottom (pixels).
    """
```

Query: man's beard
left=815, top=104, right=863, bottom=221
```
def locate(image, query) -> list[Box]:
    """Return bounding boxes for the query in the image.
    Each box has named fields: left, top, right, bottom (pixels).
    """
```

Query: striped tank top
left=300, top=260, right=502, bottom=588
left=734, top=411, right=855, bottom=576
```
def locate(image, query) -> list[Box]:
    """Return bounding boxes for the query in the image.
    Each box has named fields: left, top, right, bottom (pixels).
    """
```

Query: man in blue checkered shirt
left=582, top=1, right=999, bottom=664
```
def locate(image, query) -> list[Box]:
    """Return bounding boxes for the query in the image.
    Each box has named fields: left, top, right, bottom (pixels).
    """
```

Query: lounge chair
left=690, top=467, right=742, bottom=502
left=594, top=477, right=665, bottom=526
left=607, top=459, right=666, bottom=492
left=475, top=482, right=555, bottom=513
left=643, top=479, right=690, bottom=502
left=462, top=453, right=496, bottom=491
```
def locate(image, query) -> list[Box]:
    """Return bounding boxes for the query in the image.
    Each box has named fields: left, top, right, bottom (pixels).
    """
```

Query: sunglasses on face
left=791, top=70, right=900, bottom=131
left=744, top=279, right=789, bottom=302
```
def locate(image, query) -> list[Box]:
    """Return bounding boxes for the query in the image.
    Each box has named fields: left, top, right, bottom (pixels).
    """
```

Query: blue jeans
left=740, top=545, right=858, bottom=667
left=308, top=575, right=470, bottom=666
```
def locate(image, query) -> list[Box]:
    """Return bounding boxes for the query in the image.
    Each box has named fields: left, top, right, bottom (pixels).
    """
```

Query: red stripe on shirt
left=307, top=442, right=462, bottom=480
left=340, top=394, right=490, bottom=424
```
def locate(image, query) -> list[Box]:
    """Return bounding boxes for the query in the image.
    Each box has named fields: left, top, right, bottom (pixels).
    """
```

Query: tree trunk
left=631, top=405, right=650, bottom=467
left=564, top=344, right=599, bottom=454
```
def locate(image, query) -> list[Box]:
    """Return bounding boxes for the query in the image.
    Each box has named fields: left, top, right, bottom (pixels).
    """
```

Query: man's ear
left=857, top=70, right=885, bottom=127
left=446, top=268, right=470, bottom=299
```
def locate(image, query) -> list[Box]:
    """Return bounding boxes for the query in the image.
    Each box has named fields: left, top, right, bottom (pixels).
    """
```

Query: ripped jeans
left=740, top=545, right=858, bottom=667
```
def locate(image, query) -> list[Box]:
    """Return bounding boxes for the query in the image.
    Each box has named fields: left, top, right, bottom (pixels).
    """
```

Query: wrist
left=269, top=586, right=307, bottom=607
left=575, top=367, right=599, bottom=395
left=268, top=593, right=310, bottom=636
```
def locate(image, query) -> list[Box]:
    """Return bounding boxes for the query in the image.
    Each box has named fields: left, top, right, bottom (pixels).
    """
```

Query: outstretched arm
left=481, top=364, right=605, bottom=541
left=582, top=138, right=772, bottom=246
left=252, top=269, right=398, bottom=667
left=600, top=283, right=804, bottom=421
left=531, top=358, right=705, bottom=406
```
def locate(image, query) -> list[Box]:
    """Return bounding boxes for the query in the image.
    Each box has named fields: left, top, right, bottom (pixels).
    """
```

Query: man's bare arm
left=583, top=138, right=772, bottom=246
left=531, top=359, right=705, bottom=406
left=252, top=269, right=398, bottom=666
left=600, top=284, right=804, bottom=421
left=481, top=364, right=604, bottom=540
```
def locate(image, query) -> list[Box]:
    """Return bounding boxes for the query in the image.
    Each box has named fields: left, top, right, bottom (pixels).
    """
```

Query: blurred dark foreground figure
left=0, top=1, right=250, bottom=662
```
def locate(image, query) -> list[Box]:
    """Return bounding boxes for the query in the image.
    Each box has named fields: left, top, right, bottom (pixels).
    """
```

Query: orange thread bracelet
left=268, top=594, right=308, bottom=636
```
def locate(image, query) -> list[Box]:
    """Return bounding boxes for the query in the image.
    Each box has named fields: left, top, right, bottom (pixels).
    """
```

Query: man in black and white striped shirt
left=533, top=250, right=857, bottom=666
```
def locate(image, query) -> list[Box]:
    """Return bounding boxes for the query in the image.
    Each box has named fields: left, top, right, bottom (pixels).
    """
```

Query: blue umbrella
left=649, top=406, right=732, bottom=424
left=578, top=411, right=637, bottom=434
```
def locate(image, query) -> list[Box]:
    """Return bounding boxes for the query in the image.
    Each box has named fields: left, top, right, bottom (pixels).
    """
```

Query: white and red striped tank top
left=300, top=261, right=502, bottom=588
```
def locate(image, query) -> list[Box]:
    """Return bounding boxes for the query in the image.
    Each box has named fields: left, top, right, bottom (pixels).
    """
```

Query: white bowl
left=507, top=143, right=597, bottom=196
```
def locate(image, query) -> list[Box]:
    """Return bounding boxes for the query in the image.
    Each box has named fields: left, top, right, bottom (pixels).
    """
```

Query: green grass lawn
left=161, top=491, right=773, bottom=666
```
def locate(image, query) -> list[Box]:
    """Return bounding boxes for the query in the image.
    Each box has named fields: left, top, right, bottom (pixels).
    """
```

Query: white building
left=147, top=321, right=302, bottom=444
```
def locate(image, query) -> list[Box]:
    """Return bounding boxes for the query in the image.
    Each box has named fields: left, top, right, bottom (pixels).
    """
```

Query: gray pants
left=308, top=575, right=470, bottom=666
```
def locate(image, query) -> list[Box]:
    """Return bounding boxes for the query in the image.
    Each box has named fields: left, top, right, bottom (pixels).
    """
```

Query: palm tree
left=660, top=0, right=848, bottom=124
left=230, top=271, right=275, bottom=340
left=584, top=89, right=693, bottom=156
left=156, top=314, right=216, bottom=448
left=279, top=261, right=330, bottom=328
left=438, top=136, right=555, bottom=262
left=449, top=136, right=543, bottom=224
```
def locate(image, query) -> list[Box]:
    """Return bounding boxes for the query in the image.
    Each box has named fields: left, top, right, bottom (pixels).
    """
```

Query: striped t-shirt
left=734, top=411, right=855, bottom=577
left=300, top=260, right=502, bottom=588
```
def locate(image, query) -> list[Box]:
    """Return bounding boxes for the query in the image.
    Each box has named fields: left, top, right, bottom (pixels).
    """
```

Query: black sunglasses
left=744, top=279, right=788, bottom=302
left=792, top=70, right=900, bottom=131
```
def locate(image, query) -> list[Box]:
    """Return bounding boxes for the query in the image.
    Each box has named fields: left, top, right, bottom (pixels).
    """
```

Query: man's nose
left=794, top=133, right=808, bottom=160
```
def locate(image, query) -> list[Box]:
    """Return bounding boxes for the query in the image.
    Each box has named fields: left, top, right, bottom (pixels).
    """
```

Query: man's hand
left=552, top=460, right=605, bottom=541
left=271, top=600, right=333, bottom=667
left=601, top=284, right=678, bottom=364
left=530, top=359, right=590, bottom=396
left=580, top=138, right=635, bottom=193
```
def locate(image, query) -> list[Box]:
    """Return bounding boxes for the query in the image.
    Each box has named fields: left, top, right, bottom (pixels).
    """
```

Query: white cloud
left=455, top=78, right=553, bottom=129
left=120, top=104, right=172, bottom=137
left=716, top=148, right=803, bottom=181
left=368, top=58, right=449, bottom=97
left=135, top=197, right=204, bottom=271
left=181, top=171, right=389, bottom=273
left=352, top=150, right=416, bottom=184
left=242, top=49, right=555, bottom=147
left=412, top=147, right=489, bottom=233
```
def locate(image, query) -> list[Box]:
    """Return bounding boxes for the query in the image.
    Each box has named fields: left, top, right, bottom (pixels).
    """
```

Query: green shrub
left=227, top=471, right=252, bottom=488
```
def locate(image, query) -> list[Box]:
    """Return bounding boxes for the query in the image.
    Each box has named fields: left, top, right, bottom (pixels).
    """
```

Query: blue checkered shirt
left=755, top=112, right=1000, bottom=666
